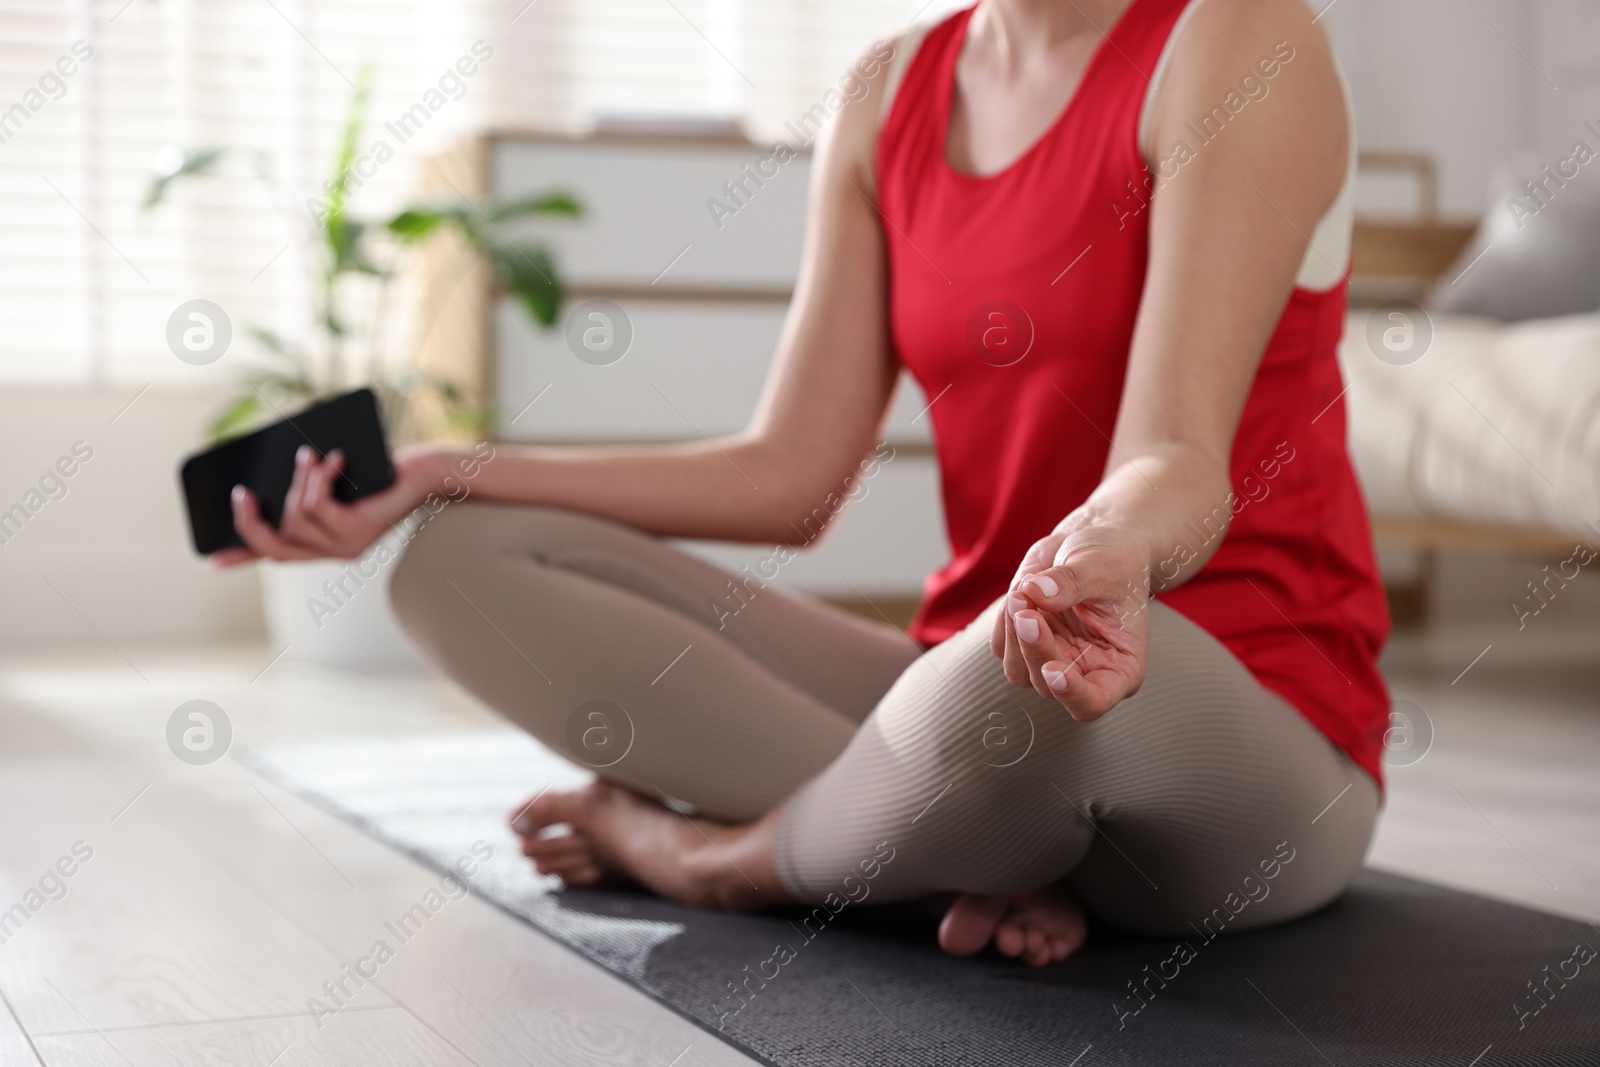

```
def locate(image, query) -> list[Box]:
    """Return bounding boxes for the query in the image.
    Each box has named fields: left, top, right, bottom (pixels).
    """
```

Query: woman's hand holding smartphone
left=212, top=444, right=459, bottom=567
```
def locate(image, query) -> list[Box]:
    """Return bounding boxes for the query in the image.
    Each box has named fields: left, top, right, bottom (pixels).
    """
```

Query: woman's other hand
left=211, top=443, right=460, bottom=568
left=989, top=528, right=1150, bottom=722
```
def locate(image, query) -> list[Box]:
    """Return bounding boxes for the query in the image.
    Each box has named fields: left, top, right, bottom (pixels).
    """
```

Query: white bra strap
left=879, top=22, right=935, bottom=131
left=1137, top=0, right=1355, bottom=291
left=1137, top=0, right=1206, bottom=161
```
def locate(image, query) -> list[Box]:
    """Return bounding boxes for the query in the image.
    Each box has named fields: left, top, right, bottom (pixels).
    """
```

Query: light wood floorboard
left=0, top=648, right=754, bottom=1067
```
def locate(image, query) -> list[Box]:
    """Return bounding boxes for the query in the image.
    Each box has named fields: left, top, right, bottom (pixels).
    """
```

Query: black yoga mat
left=245, top=733, right=1600, bottom=1067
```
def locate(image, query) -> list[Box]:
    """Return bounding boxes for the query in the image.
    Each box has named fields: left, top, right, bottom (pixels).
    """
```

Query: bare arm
left=223, top=45, right=902, bottom=563
left=462, top=58, right=902, bottom=544
left=1080, top=0, right=1345, bottom=582
left=999, top=0, right=1349, bottom=717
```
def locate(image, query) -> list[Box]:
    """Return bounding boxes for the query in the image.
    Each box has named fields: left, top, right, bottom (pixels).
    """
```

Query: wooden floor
left=0, top=648, right=758, bottom=1067
left=0, top=619, right=1595, bottom=1066
left=1370, top=622, right=1600, bottom=924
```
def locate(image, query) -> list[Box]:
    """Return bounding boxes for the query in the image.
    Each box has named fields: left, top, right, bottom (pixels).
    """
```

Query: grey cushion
left=1429, top=153, right=1600, bottom=320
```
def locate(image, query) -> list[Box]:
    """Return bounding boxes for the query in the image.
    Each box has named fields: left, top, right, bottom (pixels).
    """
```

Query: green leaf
left=444, top=405, right=491, bottom=436
left=427, top=375, right=465, bottom=404
left=387, top=203, right=473, bottom=241
left=487, top=241, right=561, bottom=326
left=487, top=192, right=582, bottom=222
left=324, top=218, right=387, bottom=277
left=207, top=394, right=264, bottom=443
left=386, top=208, right=447, bottom=240
left=208, top=372, right=322, bottom=444
left=330, top=217, right=362, bottom=271
left=142, top=147, right=227, bottom=211
left=321, top=65, right=374, bottom=269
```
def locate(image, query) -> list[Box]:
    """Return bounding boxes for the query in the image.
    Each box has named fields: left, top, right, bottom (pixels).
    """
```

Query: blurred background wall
left=2, top=0, right=1597, bottom=646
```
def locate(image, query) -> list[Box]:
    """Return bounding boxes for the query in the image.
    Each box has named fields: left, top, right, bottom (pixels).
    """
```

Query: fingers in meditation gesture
left=990, top=528, right=1150, bottom=721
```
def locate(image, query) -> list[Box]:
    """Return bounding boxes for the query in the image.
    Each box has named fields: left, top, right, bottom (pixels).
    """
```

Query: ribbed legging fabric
left=391, top=502, right=1379, bottom=935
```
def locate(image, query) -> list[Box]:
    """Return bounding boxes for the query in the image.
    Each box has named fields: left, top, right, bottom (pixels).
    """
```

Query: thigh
left=391, top=502, right=920, bottom=819
left=773, top=597, right=1378, bottom=928
left=408, top=501, right=920, bottom=720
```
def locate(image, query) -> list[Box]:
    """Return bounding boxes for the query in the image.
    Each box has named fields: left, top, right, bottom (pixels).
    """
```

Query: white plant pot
left=259, top=538, right=420, bottom=668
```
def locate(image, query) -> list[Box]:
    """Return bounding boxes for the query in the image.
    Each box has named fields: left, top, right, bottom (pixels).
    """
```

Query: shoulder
left=1156, top=0, right=1342, bottom=125
left=815, top=33, right=917, bottom=195
left=1173, top=0, right=1327, bottom=62
left=1149, top=0, right=1347, bottom=201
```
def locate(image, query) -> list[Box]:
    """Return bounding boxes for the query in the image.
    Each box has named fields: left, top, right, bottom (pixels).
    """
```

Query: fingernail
left=512, top=816, right=530, bottom=834
left=296, top=444, right=311, bottom=462
left=1006, top=595, right=1028, bottom=616
left=1045, top=668, right=1068, bottom=691
left=1015, top=614, right=1040, bottom=643
left=231, top=484, right=246, bottom=502
left=1031, top=575, right=1059, bottom=598
left=329, top=449, right=344, bottom=464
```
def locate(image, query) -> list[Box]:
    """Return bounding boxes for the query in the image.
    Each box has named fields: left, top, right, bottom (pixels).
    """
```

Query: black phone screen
left=179, top=388, right=396, bottom=555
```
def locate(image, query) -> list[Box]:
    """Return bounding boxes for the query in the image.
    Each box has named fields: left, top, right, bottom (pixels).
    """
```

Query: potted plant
left=147, top=67, right=578, bottom=667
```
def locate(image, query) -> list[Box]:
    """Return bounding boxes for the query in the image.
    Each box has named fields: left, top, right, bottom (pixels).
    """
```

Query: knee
left=389, top=501, right=600, bottom=637
left=877, top=680, right=1066, bottom=814
left=388, top=501, right=497, bottom=636
left=891, top=626, right=1061, bottom=776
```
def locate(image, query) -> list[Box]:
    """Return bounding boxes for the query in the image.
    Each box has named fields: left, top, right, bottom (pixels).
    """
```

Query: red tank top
left=880, top=0, right=1390, bottom=786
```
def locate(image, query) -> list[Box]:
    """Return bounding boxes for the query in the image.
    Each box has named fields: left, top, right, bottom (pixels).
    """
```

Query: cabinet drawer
left=495, top=297, right=933, bottom=444
left=492, top=138, right=811, bottom=290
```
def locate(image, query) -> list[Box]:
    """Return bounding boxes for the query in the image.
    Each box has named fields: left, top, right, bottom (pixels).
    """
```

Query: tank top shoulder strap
left=874, top=8, right=973, bottom=177
left=877, top=20, right=936, bottom=128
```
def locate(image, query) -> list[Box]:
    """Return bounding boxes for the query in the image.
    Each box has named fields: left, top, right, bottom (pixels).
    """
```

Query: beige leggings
left=390, top=502, right=1379, bottom=935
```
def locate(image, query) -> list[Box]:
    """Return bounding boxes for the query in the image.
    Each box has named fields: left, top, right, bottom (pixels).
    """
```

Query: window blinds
left=0, top=0, right=955, bottom=385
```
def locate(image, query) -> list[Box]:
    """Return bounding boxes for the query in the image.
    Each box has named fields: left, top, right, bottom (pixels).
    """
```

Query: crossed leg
left=391, top=502, right=1378, bottom=964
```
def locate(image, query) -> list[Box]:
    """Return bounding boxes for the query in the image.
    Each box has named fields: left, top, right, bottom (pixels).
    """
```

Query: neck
left=969, top=0, right=1137, bottom=70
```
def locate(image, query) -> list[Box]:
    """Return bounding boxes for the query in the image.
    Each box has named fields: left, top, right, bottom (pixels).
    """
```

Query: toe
left=525, top=834, right=594, bottom=874
left=938, top=894, right=1010, bottom=957
left=1015, top=887, right=1087, bottom=962
left=507, top=793, right=544, bottom=834
left=555, top=861, right=603, bottom=887
left=521, top=833, right=589, bottom=862
left=995, top=921, right=1026, bottom=957
left=508, top=794, right=547, bottom=836
left=1024, top=925, right=1049, bottom=964
left=510, top=787, right=590, bottom=837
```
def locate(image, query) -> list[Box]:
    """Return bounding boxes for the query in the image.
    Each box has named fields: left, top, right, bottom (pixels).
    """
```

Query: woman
left=222, top=0, right=1388, bottom=968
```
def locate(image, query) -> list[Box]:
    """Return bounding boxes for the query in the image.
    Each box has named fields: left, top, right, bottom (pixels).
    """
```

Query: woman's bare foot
left=507, top=781, right=788, bottom=910
left=937, top=886, right=1087, bottom=967
left=508, top=782, right=703, bottom=890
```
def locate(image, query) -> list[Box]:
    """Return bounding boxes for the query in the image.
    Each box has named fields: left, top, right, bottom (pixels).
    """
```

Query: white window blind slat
left=2, top=0, right=950, bottom=386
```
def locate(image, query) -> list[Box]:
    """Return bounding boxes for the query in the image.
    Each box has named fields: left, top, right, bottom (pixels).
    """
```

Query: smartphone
left=179, top=388, right=396, bottom=555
